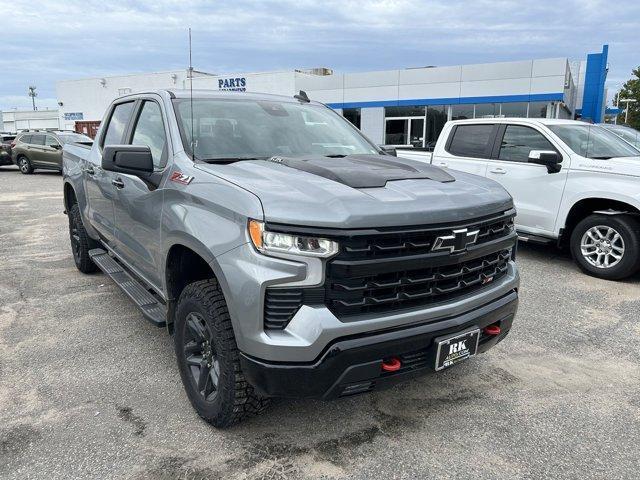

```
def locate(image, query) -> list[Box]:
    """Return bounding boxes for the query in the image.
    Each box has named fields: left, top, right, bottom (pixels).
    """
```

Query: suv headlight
left=248, top=220, right=339, bottom=258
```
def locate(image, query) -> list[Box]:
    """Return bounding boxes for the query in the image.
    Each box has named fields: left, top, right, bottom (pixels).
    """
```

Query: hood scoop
left=267, top=154, right=455, bottom=188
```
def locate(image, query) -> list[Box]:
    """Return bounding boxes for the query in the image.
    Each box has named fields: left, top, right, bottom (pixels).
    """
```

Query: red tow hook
left=483, top=324, right=501, bottom=336
left=381, top=357, right=402, bottom=372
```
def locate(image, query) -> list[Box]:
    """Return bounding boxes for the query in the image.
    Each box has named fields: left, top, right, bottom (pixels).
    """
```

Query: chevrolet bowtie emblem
left=431, top=228, right=480, bottom=253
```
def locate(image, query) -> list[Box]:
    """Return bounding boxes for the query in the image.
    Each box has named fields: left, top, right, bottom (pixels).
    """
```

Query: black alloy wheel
left=183, top=312, right=221, bottom=402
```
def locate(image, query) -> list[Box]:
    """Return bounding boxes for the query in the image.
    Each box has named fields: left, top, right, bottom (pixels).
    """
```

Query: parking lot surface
left=1, top=167, right=639, bottom=480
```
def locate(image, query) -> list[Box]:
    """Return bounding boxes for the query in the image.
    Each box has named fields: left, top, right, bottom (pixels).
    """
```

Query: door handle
left=112, top=178, right=125, bottom=189
left=489, top=167, right=507, bottom=174
left=437, top=162, right=448, bottom=167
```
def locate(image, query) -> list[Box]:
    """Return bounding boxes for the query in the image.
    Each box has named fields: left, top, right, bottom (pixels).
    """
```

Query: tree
left=615, top=68, right=640, bottom=129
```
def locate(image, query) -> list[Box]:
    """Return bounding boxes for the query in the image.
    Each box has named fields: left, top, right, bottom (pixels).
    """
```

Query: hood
left=573, top=156, right=640, bottom=177
left=196, top=155, right=513, bottom=228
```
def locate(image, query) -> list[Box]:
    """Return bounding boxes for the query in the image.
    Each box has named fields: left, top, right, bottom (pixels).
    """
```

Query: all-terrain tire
left=570, top=214, right=640, bottom=280
left=68, top=203, right=99, bottom=273
left=17, top=155, right=33, bottom=174
left=174, top=279, right=270, bottom=428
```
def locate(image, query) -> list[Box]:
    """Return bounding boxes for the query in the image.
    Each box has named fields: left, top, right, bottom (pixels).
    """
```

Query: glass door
left=385, top=117, right=425, bottom=147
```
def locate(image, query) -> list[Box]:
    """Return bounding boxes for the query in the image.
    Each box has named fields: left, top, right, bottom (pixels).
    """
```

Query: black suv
left=0, top=133, right=16, bottom=167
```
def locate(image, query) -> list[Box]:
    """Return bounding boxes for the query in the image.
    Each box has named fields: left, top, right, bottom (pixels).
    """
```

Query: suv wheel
left=18, top=156, right=33, bottom=174
left=570, top=214, right=640, bottom=280
left=174, top=279, right=269, bottom=428
left=68, top=204, right=99, bottom=273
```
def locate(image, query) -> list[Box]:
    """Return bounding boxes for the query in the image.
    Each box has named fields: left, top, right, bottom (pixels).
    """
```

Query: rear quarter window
left=447, top=124, right=495, bottom=158
left=20, top=134, right=33, bottom=144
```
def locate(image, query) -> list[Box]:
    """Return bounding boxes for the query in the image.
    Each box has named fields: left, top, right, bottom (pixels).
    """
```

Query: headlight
left=248, top=220, right=339, bottom=258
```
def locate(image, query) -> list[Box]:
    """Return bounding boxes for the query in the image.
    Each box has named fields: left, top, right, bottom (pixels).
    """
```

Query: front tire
left=174, top=279, right=269, bottom=428
left=570, top=214, right=640, bottom=280
left=68, top=203, right=99, bottom=273
left=17, top=156, right=33, bottom=174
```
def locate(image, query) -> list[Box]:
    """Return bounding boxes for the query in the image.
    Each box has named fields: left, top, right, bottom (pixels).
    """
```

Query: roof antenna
left=188, top=27, right=195, bottom=162
left=294, top=90, right=310, bottom=103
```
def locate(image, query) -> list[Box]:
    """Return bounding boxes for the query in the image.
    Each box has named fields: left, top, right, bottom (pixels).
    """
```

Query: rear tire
left=17, top=156, right=33, bottom=174
left=570, top=214, right=640, bottom=280
left=174, top=279, right=269, bottom=428
left=68, top=203, right=99, bottom=273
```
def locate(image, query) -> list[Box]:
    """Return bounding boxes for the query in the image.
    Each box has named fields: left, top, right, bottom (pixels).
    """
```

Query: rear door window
left=497, top=125, right=557, bottom=162
left=31, top=134, right=46, bottom=146
left=447, top=124, right=495, bottom=158
left=102, top=102, right=135, bottom=147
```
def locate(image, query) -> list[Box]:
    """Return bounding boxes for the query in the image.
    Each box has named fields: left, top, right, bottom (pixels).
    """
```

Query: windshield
left=601, top=124, right=640, bottom=148
left=57, top=133, right=93, bottom=144
left=548, top=124, right=640, bottom=159
left=174, top=98, right=378, bottom=161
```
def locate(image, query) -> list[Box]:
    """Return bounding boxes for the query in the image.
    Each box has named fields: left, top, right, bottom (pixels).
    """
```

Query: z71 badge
left=170, top=172, right=194, bottom=185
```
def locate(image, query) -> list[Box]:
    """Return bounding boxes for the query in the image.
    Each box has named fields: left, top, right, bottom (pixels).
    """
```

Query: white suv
left=400, top=118, right=640, bottom=280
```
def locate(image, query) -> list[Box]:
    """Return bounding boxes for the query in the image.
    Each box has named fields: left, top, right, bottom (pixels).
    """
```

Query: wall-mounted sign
left=64, top=112, right=84, bottom=121
left=218, top=77, right=246, bottom=92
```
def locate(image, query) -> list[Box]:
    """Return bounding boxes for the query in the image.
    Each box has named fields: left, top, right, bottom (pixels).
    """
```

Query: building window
left=474, top=103, right=500, bottom=118
left=500, top=102, right=528, bottom=118
left=451, top=104, right=474, bottom=120
left=528, top=102, right=549, bottom=118
left=425, top=105, right=447, bottom=149
left=342, top=108, right=361, bottom=129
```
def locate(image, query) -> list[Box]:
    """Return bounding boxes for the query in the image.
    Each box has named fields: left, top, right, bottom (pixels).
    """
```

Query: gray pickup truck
left=63, top=90, right=520, bottom=427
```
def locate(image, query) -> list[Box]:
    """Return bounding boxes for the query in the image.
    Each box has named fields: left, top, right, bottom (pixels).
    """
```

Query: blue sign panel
left=64, top=112, right=84, bottom=121
left=218, top=77, right=246, bottom=92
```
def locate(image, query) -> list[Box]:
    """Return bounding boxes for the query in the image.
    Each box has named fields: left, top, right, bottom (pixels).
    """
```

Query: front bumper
left=241, top=289, right=518, bottom=399
left=215, top=242, right=519, bottom=363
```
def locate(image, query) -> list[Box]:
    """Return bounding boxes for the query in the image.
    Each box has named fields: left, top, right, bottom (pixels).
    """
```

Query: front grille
left=338, top=212, right=514, bottom=261
left=325, top=249, right=511, bottom=317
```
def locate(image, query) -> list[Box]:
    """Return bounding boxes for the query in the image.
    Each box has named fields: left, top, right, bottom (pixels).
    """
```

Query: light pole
left=619, top=98, right=637, bottom=124
left=28, top=86, right=37, bottom=111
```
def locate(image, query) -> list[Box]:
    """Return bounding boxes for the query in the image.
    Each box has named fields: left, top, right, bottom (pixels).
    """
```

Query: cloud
left=1, top=0, right=638, bottom=110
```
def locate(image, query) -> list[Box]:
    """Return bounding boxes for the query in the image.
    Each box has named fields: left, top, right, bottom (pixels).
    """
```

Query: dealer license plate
left=434, top=328, right=480, bottom=371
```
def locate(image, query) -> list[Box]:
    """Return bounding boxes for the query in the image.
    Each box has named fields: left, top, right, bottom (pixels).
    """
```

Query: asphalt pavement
left=1, top=166, right=639, bottom=479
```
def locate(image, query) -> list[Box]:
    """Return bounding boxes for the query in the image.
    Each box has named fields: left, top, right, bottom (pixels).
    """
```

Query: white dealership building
left=55, top=45, right=611, bottom=147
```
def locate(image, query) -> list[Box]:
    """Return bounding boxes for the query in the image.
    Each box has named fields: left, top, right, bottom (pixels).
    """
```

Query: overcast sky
left=1, top=0, right=638, bottom=111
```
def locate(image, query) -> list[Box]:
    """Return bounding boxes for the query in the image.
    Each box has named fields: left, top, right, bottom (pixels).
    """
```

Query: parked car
left=62, top=90, right=519, bottom=427
left=12, top=130, right=92, bottom=174
left=0, top=133, right=16, bottom=166
left=397, top=118, right=640, bottom=280
left=599, top=123, right=640, bottom=149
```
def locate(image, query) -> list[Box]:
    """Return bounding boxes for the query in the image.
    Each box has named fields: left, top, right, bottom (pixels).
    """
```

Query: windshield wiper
left=589, top=156, right=612, bottom=160
left=324, top=154, right=347, bottom=158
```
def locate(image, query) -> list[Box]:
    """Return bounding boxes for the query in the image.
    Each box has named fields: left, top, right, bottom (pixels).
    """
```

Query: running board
left=89, top=248, right=166, bottom=327
left=517, top=233, right=554, bottom=244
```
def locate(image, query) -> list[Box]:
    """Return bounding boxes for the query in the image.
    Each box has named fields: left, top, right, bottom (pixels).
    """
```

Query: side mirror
left=378, top=145, right=397, bottom=156
left=102, top=145, right=154, bottom=176
left=50, top=143, right=62, bottom=150
left=528, top=150, right=562, bottom=173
